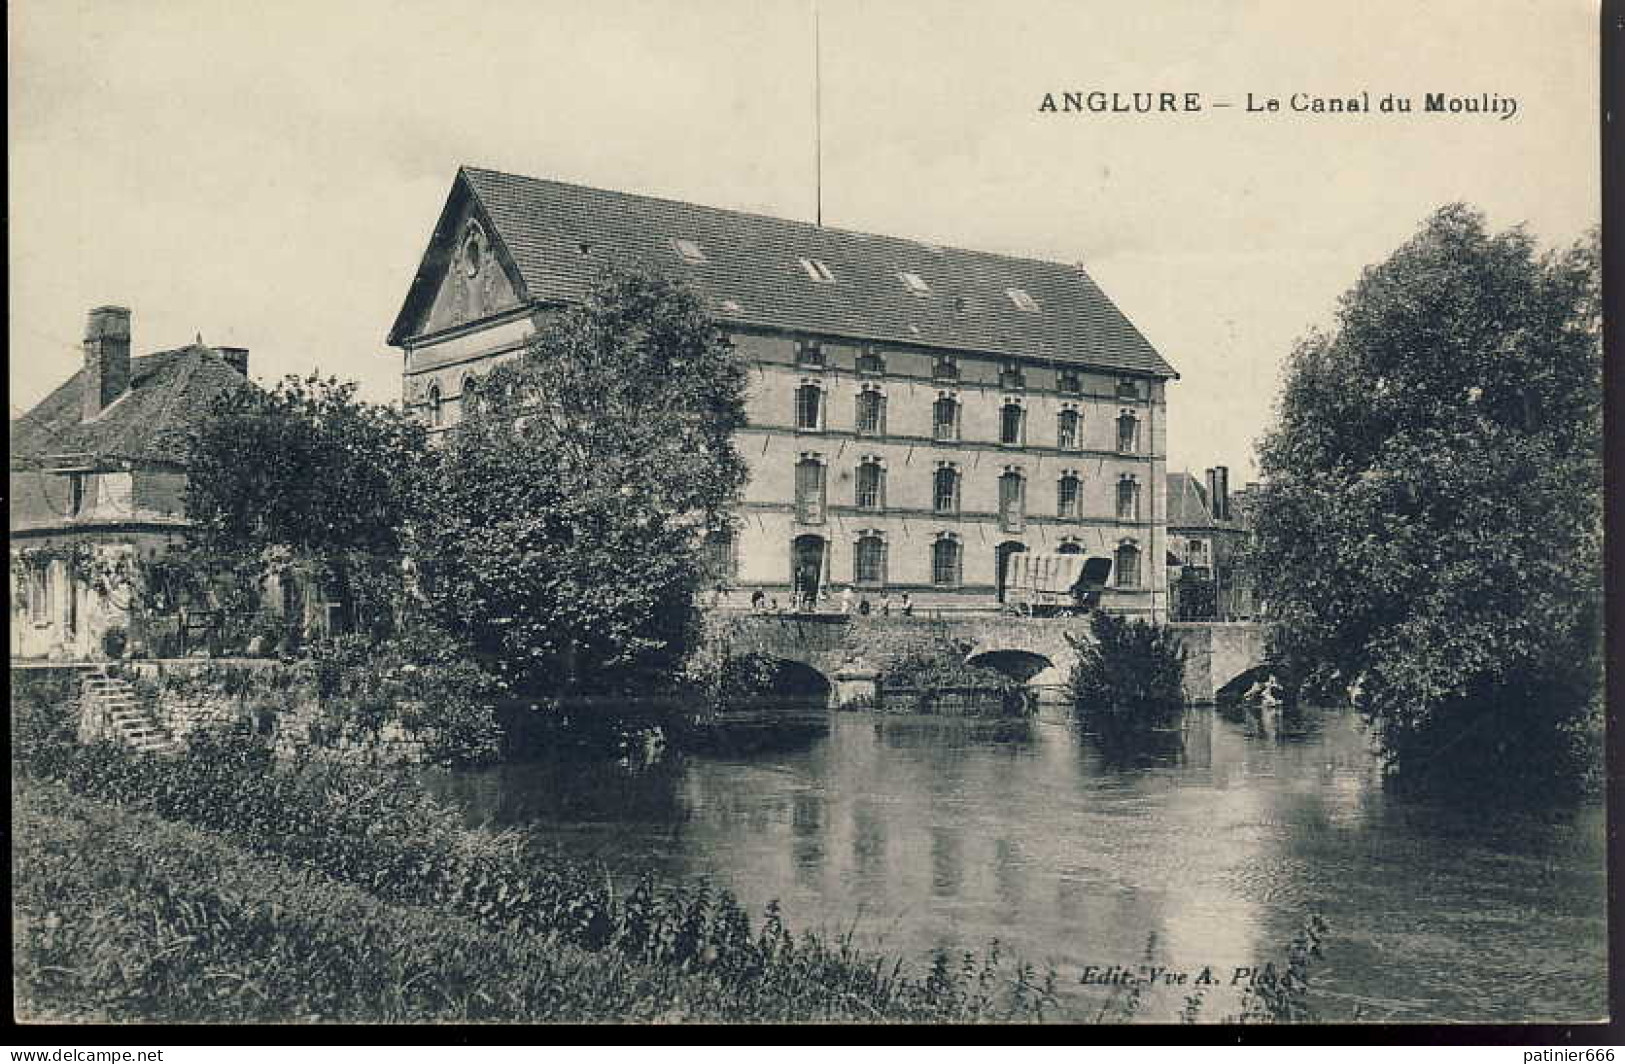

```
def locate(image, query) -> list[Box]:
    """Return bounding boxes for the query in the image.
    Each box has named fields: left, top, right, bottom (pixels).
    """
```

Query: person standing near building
left=900, top=592, right=914, bottom=617
left=840, top=585, right=855, bottom=615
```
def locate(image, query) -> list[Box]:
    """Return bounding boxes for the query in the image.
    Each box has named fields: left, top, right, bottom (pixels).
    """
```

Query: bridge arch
left=1214, top=664, right=1271, bottom=705
left=760, top=658, right=834, bottom=698
left=965, top=647, right=1054, bottom=684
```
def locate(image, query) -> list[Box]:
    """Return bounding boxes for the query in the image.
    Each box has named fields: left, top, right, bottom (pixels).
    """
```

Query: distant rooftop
left=10, top=345, right=248, bottom=470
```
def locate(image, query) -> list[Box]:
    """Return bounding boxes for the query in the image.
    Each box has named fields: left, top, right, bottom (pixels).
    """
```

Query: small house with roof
left=9, top=306, right=252, bottom=659
left=1165, top=466, right=1255, bottom=621
left=387, top=167, right=1180, bottom=616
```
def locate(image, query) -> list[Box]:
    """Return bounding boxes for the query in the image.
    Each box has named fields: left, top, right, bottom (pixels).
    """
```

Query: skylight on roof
left=671, top=238, right=707, bottom=264
left=1006, top=288, right=1040, bottom=312
left=898, top=271, right=930, bottom=295
left=798, top=258, right=836, bottom=283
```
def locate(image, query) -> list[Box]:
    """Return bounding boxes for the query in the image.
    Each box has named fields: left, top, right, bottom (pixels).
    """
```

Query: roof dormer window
left=898, top=271, right=930, bottom=295
left=672, top=238, right=708, bottom=265
left=1006, top=288, right=1040, bottom=312
left=798, top=258, right=836, bottom=283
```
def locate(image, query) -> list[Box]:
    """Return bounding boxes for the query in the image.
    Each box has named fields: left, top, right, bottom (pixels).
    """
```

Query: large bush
left=1250, top=207, right=1601, bottom=798
left=1068, top=612, right=1187, bottom=734
left=417, top=269, right=748, bottom=696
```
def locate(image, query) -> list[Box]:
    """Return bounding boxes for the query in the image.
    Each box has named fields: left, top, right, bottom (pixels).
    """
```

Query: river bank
left=10, top=732, right=1070, bottom=1023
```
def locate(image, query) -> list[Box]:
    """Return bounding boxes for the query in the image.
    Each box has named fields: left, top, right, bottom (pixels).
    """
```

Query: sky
left=9, top=0, right=1599, bottom=480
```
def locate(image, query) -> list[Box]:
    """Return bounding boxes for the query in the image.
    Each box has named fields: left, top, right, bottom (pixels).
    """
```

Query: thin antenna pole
left=814, top=0, right=822, bottom=227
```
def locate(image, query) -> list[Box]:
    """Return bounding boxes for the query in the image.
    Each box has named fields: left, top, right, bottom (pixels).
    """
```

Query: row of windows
left=794, top=384, right=1143, bottom=452
left=422, top=375, right=485, bottom=430
left=703, top=531, right=1144, bottom=589
left=793, top=340, right=1147, bottom=399
left=418, top=359, right=1146, bottom=434
left=792, top=460, right=1143, bottom=526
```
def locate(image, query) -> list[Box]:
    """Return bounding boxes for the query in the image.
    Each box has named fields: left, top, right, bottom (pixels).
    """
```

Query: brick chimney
left=1204, top=468, right=1219, bottom=520
left=82, top=306, right=131, bottom=421
left=217, top=346, right=249, bottom=376
left=1215, top=465, right=1230, bottom=521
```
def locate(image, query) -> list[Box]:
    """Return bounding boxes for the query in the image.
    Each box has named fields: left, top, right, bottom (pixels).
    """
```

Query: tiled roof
left=9, top=345, right=248, bottom=470
left=1165, top=472, right=1214, bottom=527
left=390, top=166, right=1178, bottom=378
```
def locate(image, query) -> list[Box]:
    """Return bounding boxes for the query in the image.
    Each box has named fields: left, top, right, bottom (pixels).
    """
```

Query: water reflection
left=422, top=706, right=1607, bottom=1023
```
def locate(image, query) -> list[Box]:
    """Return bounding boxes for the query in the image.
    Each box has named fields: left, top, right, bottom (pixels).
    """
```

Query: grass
left=15, top=778, right=741, bottom=1023
left=12, top=686, right=1327, bottom=1024
left=12, top=734, right=1062, bottom=1023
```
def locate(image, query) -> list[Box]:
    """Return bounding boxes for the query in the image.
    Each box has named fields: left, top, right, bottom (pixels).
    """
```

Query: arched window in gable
left=427, top=383, right=443, bottom=429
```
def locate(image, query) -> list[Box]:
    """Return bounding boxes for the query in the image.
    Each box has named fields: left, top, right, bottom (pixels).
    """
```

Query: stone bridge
left=711, top=612, right=1267, bottom=706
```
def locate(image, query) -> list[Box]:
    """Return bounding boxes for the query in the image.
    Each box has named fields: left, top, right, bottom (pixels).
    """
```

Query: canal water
left=422, top=707, right=1607, bottom=1023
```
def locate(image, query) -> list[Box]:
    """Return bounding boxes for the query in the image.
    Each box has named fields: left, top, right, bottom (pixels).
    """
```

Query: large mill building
left=387, top=167, right=1178, bottom=617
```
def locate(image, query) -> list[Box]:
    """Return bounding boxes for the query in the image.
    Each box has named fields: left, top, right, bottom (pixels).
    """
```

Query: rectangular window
left=1117, top=379, right=1141, bottom=400
left=999, top=475, right=1026, bottom=532
left=1116, top=480, right=1140, bottom=521
left=1000, top=404, right=1025, bottom=446
left=1117, top=415, right=1139, bottom=454
left=1058, top=477, right=1080, bottom=518
left=934, top=468, right=960, bottom=514
left=933, top=397, right=959, bottom=441
left=1059, top=371, right=1081, bottom=395
left=1117, top=547, right=1141, bottom=588
left=795, top=384, right=823, bottom=430
left=68, top=473, right=86, bottom=517
left=856, top=463, right=884, bottom=510
left=932, top=540, right=961, bottom=586
left=28, top=564, right=50, bottom=624
left=855, top=537, right=886, bottom=586
left=795, top=461, right=826, bottom=524
left=1000, top=364, right=1026, bottom=390
left=796, top=339, right=824, bottom=367
left=856, top=391, right=886, bottom=436
left=1057, top=410, right=1080, bottom=450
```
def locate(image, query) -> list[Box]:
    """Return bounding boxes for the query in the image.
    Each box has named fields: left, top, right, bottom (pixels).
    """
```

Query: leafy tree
left=1250, top=206, right=1602, bottom=796
left=182, top=375, right=433, bottom=636
left=417, top=269, right=749, bottom=695
left=1068, top=612, right=1188, bottom=733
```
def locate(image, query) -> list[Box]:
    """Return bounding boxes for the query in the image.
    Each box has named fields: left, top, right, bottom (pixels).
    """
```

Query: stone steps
left=81, top=674, right=180, bottom=755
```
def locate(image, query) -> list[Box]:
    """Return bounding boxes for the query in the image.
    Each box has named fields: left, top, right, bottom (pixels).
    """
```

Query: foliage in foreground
left=1068, top=612, right=1188, bottom=734
left=18, top=736, right=1058, bottom=1022
left=418, top=269, right=749, bottom=697
left=1250, top=206, right=1602, bottom=797
left=181, top=373, right=434, bottom=638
